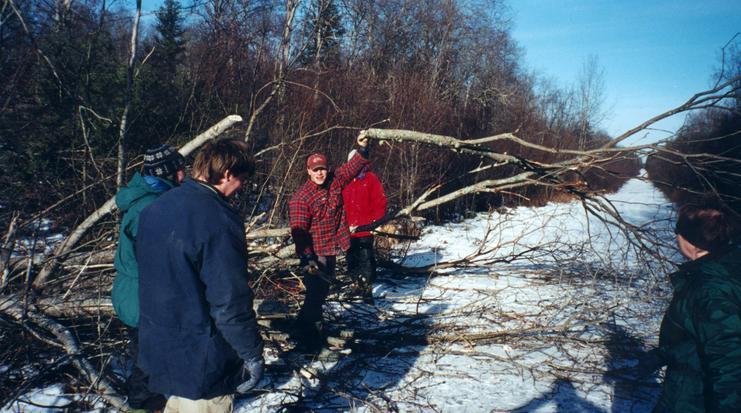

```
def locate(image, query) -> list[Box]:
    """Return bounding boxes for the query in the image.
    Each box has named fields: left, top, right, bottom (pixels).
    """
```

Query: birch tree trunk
left=33, top=115, right=244, bottom=289
left=116, top=0, right=142, bottom=189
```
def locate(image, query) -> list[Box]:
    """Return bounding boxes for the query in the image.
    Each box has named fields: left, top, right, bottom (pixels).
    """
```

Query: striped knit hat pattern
left=143, top=144, right=185, bottom=177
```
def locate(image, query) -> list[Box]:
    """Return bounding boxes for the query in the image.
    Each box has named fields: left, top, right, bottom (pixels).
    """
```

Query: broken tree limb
left=30, top=294, right=290, bottom=321
left=247, top=227, right=291, bottom=239
left=362, top=128, right=526, bottom=166
left=605, top=76, right=741, bottom=148
left=1, top=213, right=19, bottom=290
left=33, top=295, right=115, bottom=318
left=179, top=115, right=243, bottom=155
left=33, top=115, right=244, bottom=289
left=0, top=294, right=129, bottom=411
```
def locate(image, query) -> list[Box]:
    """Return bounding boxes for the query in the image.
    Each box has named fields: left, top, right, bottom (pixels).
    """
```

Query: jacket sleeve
left=289, top=196, right=314, bottom=257
left=334, top=151, right=369, bottom=189
left=691, top=284, right=741, bottom=412
left=201, top=216, right=263, bottom=362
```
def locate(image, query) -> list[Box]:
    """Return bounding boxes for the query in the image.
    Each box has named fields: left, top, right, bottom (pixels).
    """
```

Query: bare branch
left=33, top=115, right=243, bottom=289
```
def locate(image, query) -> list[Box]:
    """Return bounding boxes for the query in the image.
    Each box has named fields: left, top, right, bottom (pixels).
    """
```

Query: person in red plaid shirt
left=289, top=133, right=370, bottom=351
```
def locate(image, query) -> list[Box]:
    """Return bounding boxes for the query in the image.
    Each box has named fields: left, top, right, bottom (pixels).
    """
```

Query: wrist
left=357, top=146, right=369, bottom=159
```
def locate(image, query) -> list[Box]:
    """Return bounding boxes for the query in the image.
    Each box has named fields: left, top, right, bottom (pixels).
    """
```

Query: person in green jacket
left=654, top=202, right=741, bottom=413
left=113, top=144, right=185, bottom=412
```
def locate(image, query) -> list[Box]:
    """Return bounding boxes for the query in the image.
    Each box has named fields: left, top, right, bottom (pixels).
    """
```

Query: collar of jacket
left=670, top=243, right=738, bottom=288
left=143, top=174, right=177, bottom=192
left=188, top=178, right=232, bottom=203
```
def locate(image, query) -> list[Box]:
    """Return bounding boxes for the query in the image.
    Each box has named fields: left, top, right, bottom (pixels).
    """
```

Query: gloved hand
left=634, top=347, right=663, bottom=378
left=300, top=253, right=319, bottom=275
left=236, top=357, right=264, bottom=394
left=357, top=131, right=368, bottom=147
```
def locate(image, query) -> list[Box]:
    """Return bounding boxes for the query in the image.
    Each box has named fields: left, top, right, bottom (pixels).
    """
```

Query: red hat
left=306, top=153, right=328, bottom=170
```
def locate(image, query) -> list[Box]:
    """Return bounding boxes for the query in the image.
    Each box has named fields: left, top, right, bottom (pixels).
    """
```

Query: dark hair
left=192, top=139, right=255, bottom=185
left=675, top=203, right=735, bottom=253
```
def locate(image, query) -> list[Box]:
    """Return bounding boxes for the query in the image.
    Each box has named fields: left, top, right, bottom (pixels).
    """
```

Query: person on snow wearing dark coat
left=342, top=149, right=387, bottom=303
left=113, top=144, right=185, bottom=412
left=288, top=133, right=370, bottom=352
left=654, top=202, right=741, bottom=413
left=136, top=139, right=263, bottom=413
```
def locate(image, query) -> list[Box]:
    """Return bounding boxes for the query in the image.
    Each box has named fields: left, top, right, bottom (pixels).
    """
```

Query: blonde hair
left=192, top=139, right=255, bottom=185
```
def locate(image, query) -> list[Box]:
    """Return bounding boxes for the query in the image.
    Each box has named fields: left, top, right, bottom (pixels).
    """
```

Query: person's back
left=136, top=138, right=263, bottom=412
left=113, top=172, right=180, bottom=326
left=112, top=144, right=184, bottom=412
left=655, top=203, right=741, bottom=413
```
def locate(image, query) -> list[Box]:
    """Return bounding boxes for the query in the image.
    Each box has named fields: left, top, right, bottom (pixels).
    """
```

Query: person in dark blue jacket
left=136, top=139, right=263, bottom=413
left=113, top=144, right=185, bottom=412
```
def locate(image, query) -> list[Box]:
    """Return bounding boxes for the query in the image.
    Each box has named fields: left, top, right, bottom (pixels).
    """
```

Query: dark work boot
left=292, top=320, right=325, bottom=354
left=358, top=277, right=374, bottom=305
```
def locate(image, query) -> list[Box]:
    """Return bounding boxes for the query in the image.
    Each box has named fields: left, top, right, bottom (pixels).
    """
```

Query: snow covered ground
left=234, top=173, right=678, bottom=412
left=2, top=172, right=679, bottom=412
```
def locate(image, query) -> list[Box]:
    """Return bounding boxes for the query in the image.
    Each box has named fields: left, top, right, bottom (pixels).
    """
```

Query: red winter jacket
left=342, top=169, right=387, bottom=238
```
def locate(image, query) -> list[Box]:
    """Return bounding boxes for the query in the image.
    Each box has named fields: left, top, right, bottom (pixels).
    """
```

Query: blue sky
left=509, top=0, right=741, bottom=145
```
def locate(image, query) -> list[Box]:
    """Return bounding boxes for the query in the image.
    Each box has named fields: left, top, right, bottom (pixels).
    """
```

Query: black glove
left=236, top=357, right=264, bottom=394
left=300, top=253, right=319, bottom=275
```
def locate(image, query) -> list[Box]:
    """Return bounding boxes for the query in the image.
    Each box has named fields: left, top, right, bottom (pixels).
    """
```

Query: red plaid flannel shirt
left=290, top=153, right=368, bottom=257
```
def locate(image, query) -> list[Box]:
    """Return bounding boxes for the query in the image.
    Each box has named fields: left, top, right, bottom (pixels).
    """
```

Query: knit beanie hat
left=143, top=144, right=185, bottom=177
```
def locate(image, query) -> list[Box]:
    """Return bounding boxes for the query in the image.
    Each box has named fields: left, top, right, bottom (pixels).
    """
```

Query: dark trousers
left=346, top=236, right=376, bottom=284
left=297, top=255, right=336, bottom=324
left=127, top=327, right=166, bottom=410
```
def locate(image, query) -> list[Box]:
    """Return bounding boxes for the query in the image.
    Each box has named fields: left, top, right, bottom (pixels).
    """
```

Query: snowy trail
left=237, top=174, right=676, bottom=412
left=2, top=175, right=676, bottom=413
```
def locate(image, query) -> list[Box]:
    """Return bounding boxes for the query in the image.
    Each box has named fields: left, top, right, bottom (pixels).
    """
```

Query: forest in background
left=1, top=0, right=641, bottom=236
left=1, top=0, right=740, bottom=409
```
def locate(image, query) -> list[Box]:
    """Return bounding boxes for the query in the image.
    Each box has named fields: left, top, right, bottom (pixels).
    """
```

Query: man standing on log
left=289, top=133, right=370, bottom=352
left=113, top=144, right=185, bottom=412
left=136, top=139, right=263, bottom=413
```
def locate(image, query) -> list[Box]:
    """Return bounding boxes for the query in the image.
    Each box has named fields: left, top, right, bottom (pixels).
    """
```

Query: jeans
left=127, top=328, right=166, bottom=410
left=297, top=255, right=336, bottom=324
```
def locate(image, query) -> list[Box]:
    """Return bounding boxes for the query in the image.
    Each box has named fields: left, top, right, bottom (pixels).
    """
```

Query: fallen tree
left=1, top=77, right=739, bottom=410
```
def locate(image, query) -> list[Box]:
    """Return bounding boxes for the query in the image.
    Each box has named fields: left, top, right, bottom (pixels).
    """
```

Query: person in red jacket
left=342, top=150, right=387, bottom=302
left=289, top=133, right=370, bottom=351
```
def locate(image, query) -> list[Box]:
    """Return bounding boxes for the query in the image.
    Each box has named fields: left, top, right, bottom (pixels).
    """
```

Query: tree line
left=1, top=0, right=740, bottom=408
left=1, top=0, right=640, bottom=236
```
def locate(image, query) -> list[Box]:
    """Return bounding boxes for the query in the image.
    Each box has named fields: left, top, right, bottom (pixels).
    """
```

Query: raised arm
left=334, top=133, right=370, bottom=188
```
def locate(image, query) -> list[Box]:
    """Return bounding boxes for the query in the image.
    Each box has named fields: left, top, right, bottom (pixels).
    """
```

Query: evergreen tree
left=130, top=0, right=187, bottom=146
left=152, top=0, right=186, bottom=79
